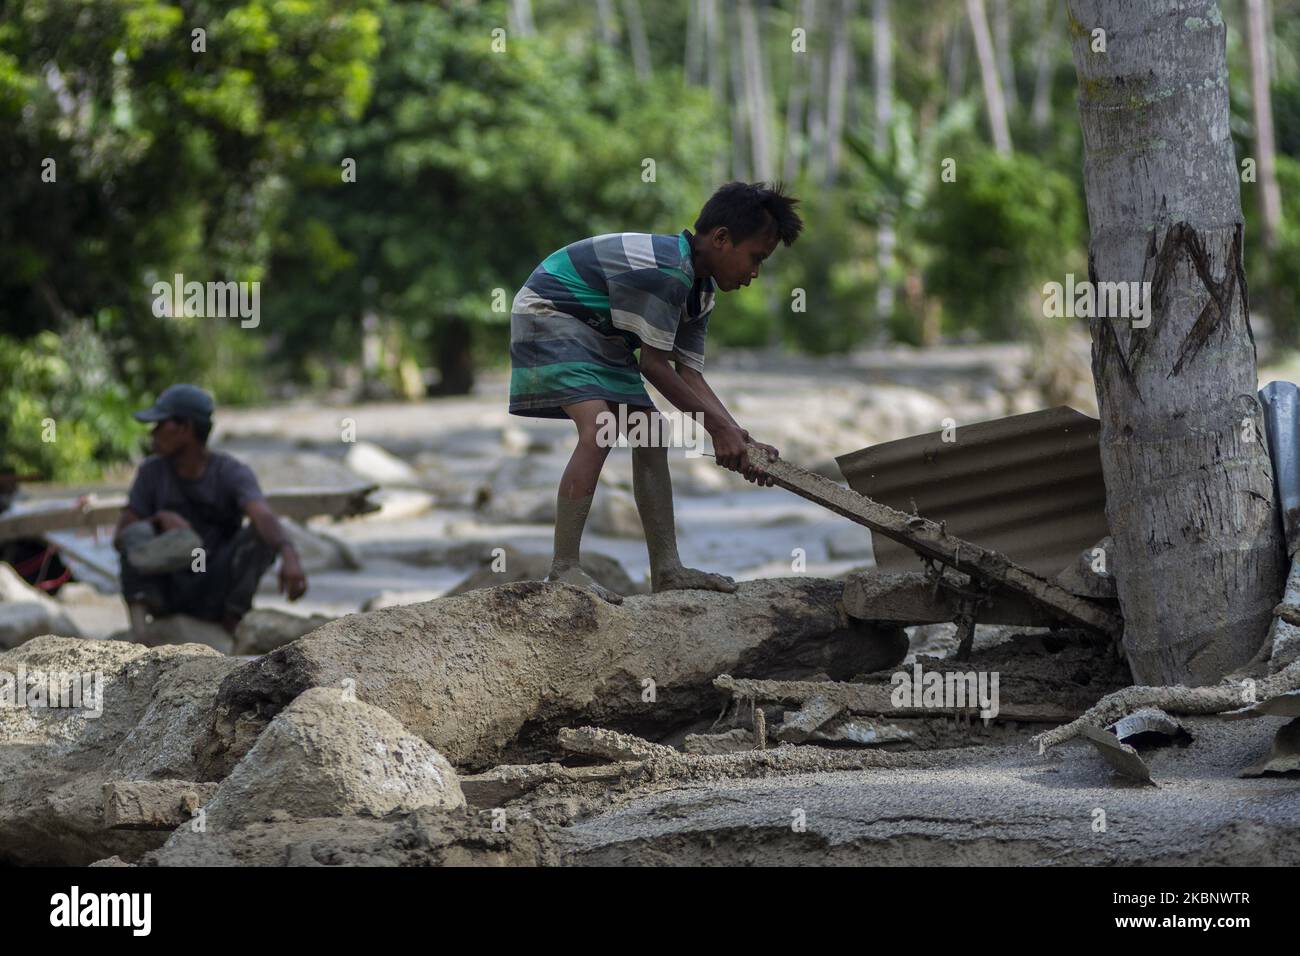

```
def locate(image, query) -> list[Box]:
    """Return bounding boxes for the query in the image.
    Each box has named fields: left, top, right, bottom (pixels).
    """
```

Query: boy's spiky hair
left=694, top=181, right=803, bottom=247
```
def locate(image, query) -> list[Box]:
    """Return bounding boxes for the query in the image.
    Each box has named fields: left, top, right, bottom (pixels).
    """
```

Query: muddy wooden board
left=747, top=447, right=1122, bottom=637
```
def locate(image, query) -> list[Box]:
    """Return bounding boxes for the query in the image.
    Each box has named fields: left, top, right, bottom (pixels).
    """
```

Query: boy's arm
left=681, top=366, right=781, bottom=471
left=638, top=345, right=776, bottom=484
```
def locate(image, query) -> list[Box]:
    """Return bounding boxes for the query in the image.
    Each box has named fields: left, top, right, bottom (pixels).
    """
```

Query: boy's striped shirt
left=507, top=229, right=716, bottom=419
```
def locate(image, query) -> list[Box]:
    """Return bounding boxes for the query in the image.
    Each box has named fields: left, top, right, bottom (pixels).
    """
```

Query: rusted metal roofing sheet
left=835, top=406, right=1109, bottom=578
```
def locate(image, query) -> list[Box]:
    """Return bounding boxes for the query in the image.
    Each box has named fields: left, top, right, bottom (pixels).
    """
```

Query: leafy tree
left=265, top=0, right=724, bottom=393
left=0, top=0, right=382, bottom=396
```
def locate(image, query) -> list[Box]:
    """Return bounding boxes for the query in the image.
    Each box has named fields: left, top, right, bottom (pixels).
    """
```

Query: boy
left=508, top=181, right=803, bottom=604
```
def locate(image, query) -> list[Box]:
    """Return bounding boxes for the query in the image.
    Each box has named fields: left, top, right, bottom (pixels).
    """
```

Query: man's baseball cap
left=133, top=384, right=215, bottom=424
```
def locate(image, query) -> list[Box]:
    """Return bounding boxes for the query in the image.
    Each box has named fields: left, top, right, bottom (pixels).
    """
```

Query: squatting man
left=508, top=181, right=803, bottom=603
left=112, top=384, right=308, bottom=636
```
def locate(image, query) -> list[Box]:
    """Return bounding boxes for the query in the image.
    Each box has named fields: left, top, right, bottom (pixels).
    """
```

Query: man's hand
left=153, top=510, right=191, bottom=532
left=279, top=549, right=308, bottom=601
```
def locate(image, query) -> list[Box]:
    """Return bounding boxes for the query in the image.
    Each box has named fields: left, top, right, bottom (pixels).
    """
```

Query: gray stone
left=202, top=687, right=464, bottom=828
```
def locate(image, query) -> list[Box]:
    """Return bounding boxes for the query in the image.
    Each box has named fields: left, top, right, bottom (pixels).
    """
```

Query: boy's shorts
left=508, top=309, right=656, bottom=419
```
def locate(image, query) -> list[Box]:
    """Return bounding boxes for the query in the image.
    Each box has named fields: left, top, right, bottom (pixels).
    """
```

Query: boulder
left=0, top=636, right=240, bottom=865
left=343, top=441, right=420, bottom=486
left=586, top=487, right=644, bottom=538
left=0, top=562, right=82, bottom=649
left=283, top=519, right=360, bottom=573
left=232, top=608, right=334, bottom=657
left=196, top=577, right=908, bottom=776
left=201, top=687, right=464, bottom=829
left=131, top=613, right=232, bottom=655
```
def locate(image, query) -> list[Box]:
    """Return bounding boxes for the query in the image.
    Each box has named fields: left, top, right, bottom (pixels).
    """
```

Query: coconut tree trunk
left=725, top=0, right=751, bottom=180
left=824, top=0, right=854, bottom=185
left=1069, top=0, right=1285, bottom=685
left=595, top=0, right=618, bottom=46
left=509, top=0, right=535, bottom=36
left=739, top=0, right=775, bottom=181
left=622, top=0, right=652, bottom=80
left=874, top=0, right=895, bottom=328
left=1244, top=0, right=1281, bottom=251
left=966, top=0, right=1012, bottom=154
left=947, top=14, right=967, bottom=103
left=1030, top=0, right=1061, bottom=133
left=782, top=0, right=815, bottom=183
left=992, top=0, right=1017, bottom=113
left=705, top=0, right=727, bottom=183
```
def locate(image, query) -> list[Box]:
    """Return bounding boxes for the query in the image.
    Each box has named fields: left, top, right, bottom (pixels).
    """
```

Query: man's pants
left=118, top=523, right=276, bottom=624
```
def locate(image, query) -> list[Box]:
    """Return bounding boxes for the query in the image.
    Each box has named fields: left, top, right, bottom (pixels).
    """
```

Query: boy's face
left=704, top=226, right=780, bottom=292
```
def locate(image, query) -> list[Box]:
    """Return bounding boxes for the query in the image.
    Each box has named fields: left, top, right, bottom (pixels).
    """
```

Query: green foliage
left=266, top=0, right=724, bottom=381
left=918, top=148, right=1085, bottom=340
left=0, top=0, right=383, bottom=395
left=0, top=323, right=139, bottom=482
left=1251, top=154, right=1300, bottom=345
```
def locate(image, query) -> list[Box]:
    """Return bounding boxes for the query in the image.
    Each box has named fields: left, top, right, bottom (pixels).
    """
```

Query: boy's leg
left=631, top=439, right=737, bottom=594
left=548, top=399, right=623, bottom=604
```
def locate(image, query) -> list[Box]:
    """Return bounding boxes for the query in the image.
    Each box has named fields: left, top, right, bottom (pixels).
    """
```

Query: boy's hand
left=710, top=426, right=780, bottom=486
left=710, top=424, right=749, bottom=473
left=741, top=431, right=779, bottom=487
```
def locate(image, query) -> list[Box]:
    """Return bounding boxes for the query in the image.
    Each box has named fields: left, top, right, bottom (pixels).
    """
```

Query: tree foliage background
left=2, top=0, right=1298, bottom=478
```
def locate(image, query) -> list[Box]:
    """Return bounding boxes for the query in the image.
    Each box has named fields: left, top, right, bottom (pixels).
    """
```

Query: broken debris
left=1077, top=724, right=1157, bottom=786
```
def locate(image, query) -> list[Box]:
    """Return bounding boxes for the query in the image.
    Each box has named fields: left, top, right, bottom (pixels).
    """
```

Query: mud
left=196, top=578, right=908, bottom=777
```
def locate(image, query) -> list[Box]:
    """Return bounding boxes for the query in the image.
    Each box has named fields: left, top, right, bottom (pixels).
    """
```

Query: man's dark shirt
left=126, top=452, right=265, bottom=555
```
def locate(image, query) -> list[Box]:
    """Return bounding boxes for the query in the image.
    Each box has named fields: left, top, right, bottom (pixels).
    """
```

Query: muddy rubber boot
left=125, top=527, right=204, bottom=575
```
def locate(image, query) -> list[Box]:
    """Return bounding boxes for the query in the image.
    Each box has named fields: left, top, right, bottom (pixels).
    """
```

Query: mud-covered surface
left=550, top=717, right=1300, bottom=866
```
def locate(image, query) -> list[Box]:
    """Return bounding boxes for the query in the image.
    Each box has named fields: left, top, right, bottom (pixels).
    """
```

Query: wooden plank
left=747, top=448, right=1123, bottom=636
left=0, top=485, right=379, bottom=542
left=841, top=569, right=1061, bottom=626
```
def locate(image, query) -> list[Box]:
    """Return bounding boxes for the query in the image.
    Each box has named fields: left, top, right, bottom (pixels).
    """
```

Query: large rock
left=202, top=687, right=463, bottom=829
left=232, top=608, right=334, bottom=657
left=0, top=562, right=82, bottom=648
left=0, top=636, right=240, bottom=864
left=343, top=441, right=421, bottom=486
left=197, top=577, right=908, bottom=776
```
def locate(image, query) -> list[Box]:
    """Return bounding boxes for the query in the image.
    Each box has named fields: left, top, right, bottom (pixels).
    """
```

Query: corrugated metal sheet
left=835, top=405, right=1109, bottom=578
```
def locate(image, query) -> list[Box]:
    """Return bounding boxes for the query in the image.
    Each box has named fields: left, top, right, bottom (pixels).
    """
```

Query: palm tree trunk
left=1244, top=0, right=1281, bottom=251
left=783, top=0, right=815, bottom=182
left=874, top=0, right=895, bottom=328
left=1030, top=0, right=1060, bottom=133
left=824, top=0, right=855, bottom=184
left=1069, top=0, right=1285, bottom=685
left=621, top=0, right=652, bottom=80
left=739, top=0, right=775, bottom=181
left=966, top=0, right=1012, bottom=154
